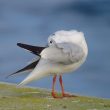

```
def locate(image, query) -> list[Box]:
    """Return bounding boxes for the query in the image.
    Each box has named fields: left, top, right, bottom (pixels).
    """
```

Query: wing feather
left=41, top=43, right=84, bottom=64
left=6, top=60, right=39, bottom=78
left=17, top=43, right=46, bottom=56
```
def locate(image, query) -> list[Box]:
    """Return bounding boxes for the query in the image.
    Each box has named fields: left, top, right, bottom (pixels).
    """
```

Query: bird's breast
left=49, top=56, right=86, bottom=75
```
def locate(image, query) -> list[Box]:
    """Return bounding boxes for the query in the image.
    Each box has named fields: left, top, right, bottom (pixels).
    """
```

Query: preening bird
left=7, top=30, right=88, bottom=98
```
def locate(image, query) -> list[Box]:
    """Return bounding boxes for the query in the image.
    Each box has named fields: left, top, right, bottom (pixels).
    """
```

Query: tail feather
left=17, top=60, right=50, bottom=87
left=6, top=60, right=39, bottom=78
left=18, top=68, right=48, bottom=87
left=17, top=43, right=45, bottom=56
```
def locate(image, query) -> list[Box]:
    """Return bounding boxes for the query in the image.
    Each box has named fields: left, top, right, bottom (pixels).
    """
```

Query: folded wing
left=41, top=43, right=84, bottom=65
left=17, top=43, right=46, bottom=56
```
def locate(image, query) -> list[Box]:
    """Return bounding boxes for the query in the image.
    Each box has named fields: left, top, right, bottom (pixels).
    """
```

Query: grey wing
left=41, top=43, right=84, bottom=65
left=41, top=43, right=83, bottom=64
left=57, top=43, right=84, bottom=63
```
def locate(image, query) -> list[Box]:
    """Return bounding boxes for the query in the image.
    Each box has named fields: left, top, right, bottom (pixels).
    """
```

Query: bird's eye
left=50, top=40, right=53, bottom=44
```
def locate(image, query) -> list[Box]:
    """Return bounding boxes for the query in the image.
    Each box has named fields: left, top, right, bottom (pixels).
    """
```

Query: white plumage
left=18, top=30, right=88, bottom=87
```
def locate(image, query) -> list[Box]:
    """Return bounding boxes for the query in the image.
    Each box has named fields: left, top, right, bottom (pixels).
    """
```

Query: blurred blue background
left=0, top=0, right=110, bottom=98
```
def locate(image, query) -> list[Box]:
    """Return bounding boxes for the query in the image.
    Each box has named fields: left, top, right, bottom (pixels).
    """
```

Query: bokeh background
left=0, top=0, right=110, bottom=98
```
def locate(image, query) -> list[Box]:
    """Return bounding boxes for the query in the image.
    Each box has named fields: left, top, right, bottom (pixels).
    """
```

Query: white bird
left=8, top=30, right=88, bottom=98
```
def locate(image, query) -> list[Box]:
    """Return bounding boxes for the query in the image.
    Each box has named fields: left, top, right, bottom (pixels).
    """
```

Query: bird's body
left=8, top=30, right=88, bottom=98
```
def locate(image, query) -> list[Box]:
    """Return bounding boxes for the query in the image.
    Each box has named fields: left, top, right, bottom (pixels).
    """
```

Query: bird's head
left=48, top=30, right=88, bottom=56
left=48, top=30, right=86, bottom=46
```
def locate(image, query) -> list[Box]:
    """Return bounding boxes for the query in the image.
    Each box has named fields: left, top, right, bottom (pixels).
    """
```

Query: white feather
left=18, top=30, right=88, bottom=86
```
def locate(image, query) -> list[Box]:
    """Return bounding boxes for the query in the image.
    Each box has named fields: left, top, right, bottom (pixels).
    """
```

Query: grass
left=0, top=82, right=110, bottom=110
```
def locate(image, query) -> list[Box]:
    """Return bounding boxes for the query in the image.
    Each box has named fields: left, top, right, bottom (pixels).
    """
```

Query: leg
left=51, top=75, right=57, bottom=98
left=59, top=75, right=65, bottom=95
left=59, top=75, right=76, bottom=97
left=51, top=75, right=63, bottom=98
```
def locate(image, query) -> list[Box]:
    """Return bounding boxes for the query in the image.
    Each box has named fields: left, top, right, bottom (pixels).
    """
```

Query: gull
left=7, top=30, right=88, bottom=98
